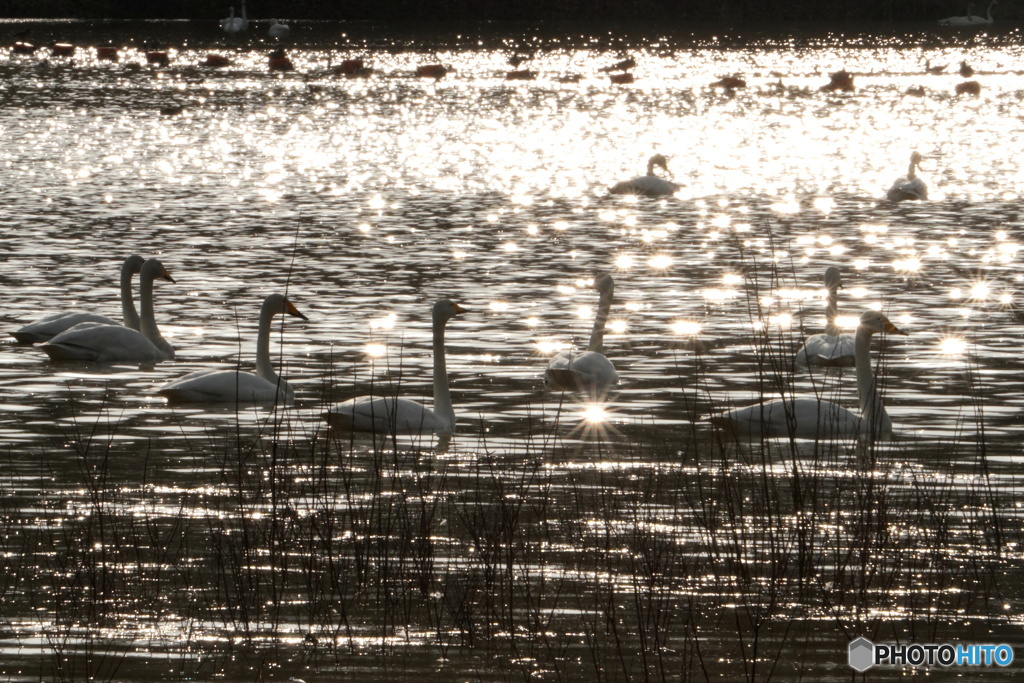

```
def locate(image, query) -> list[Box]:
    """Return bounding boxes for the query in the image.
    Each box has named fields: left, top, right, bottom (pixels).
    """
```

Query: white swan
left=12, top=255, right=145, bottom=344
left=939, top=0, right=996, bottom=25
left=545, top=273, right=619, bottom=396
left=268, top=19, right=289, bottom=39
left=711, top=310, right=906, bottom=441
left=609, top=154, right=679, bottom=197
left=325, top=299, right=466, bottom=436
left=159, top=294, right=307, bottom=404
left=222, top=1, right=248, bottom=34
left=887, top=151, right=928, bottom=201
left=40, top=258, right=176, bottom=363
left=795, top=266, right=855, bottom=368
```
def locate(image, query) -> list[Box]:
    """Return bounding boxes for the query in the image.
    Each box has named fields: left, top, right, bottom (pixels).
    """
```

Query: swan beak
left=452, top=303, right=468, bottom=315
left=884, top=320, right=908, bottom=335
left=161, top=267, right=176, bottom=284
left=285, top=300, right=309, bottom=321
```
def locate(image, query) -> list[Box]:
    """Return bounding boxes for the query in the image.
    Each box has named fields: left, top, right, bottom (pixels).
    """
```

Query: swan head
left=823, top=266, right=842, bottom=290
left=858, top=310, right=906, bottom=336
left=647, top=154, right=670, bottom=175
left=910, top=151, right=923, bottom=167
left=593, top=272, right=615, bottom=296
left=141, top=258, right=175, bottom=284
left=125, top=254, right=145, bottom=274
left=263, top=293, right=308, bottom=321
left=433, top=299, right=467, bottom=323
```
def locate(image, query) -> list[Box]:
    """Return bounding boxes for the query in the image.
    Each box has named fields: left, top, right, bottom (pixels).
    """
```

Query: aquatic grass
left=1, top=317, right=1021, bottom=681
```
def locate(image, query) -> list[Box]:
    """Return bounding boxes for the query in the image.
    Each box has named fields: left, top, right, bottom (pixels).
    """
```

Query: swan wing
left=610, top=175, right=678, bottom=197
left=41, top=324, right=170, bottom=363
left=12, top=312, right=120, bottom=344
left=326, top=396, right=449, bottom=435
left=797, top=333, right=856, bottom=367
left=887, top=176, right=927, bottom=201
left=711, top=397, right=863, bottom=439
left=159, top=369, right=291, bottom=404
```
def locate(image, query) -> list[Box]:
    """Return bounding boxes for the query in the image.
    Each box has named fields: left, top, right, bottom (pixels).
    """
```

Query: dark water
left=0, top=19, right=1023, bottom=680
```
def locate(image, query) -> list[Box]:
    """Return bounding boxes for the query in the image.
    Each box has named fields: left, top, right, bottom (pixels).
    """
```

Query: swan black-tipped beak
left=452, top=303, right=468, bottom=315
left=286, top=300, right=309, bottom=321
left=885, top=320, right=908, bottom=335
left=162, top=267, right=176, bottom=284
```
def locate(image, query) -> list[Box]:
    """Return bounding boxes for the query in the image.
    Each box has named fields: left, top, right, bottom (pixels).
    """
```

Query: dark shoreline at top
left=0, top=0, right=1016, bottom=24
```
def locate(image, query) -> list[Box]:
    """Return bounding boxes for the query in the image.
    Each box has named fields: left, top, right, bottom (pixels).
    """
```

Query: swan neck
left=855, top=327, right=889, bottom=435
left=120, top=262, right=140, bottom=331
left=255, top=303, right=279, bottom=384
left=907, top=160, right=917, bottom=180
left=824, top=286, right=839, bottom=334
left=138, top=270, right=164, bottom=345
left=588, top=288, right=613, bottom=352
left=432, top=317, right=455, bottom=429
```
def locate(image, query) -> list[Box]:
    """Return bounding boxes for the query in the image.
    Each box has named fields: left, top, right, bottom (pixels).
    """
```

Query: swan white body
left=159, top=294, right=307, bottom=404
left=887, top=151, right=927, bottom=201
left=796, top=266, right=856, bottom=368
left=12, top=255, right=145, bottom=344
left=326, top=299, right=466, bottom=436
left=268, top=20, right=289, bottom=39
left=712, top=311, right=905, bottom=441
left=939, top=0, right=996, bottom=25
left=546, top=273, right=619, bottom=396
left=222, top=1, right=248, bottom=33
left=609, top=154, right=679, bottom=197
left=40, top=259, right=175, bottom=363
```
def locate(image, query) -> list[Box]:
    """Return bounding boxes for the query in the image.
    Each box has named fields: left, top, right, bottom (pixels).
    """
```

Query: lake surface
left=1, top=19, right=1023, bottom=681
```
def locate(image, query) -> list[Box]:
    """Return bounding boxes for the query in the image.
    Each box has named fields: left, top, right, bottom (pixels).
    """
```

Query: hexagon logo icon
left=849, top=637, right=875, bottom=672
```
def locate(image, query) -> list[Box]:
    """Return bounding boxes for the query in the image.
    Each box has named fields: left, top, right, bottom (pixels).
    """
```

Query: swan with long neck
left=159, top=294, right=307, bottom=404
left=325, top=299, right=466, bottom=436
left=887, top=151, right=927, bottom=201
left=795, top=266, right=856, bottom=368
left=40, top=258, right=175, bottom=363
left=222, top=1, right=248, bottom=33
left=545, top=274, right=619, bottom=396
left=711, top=310, right=905, bottom=441
left=609, top=154, right=679, bottom=197
left=939, top=0, right=996, bottom=25
left=12, top=255, right=145, bottom=344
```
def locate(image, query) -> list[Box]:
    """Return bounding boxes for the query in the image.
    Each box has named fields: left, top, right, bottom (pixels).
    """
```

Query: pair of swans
left=795, top=266, right=855, bottom=368
left=938, top=0, right=997, bottom=26
left=713, top=310, right=906, bottom=441
left=159, top=294, right=307, bottom=405
left=222, top=1, right=249, bottom=34
left=13, top=254, right=145, bottom=344
left=609, top=154, right=679, bottom=197
left=888, top=151, right=927, bottom=202
left=40, top=259, right=176, bottom=363
left=545, top=273, right=619, bottom=396
left=325, top=299, right=466, bottom=436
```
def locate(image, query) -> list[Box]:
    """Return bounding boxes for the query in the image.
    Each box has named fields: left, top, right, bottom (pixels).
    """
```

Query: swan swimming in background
left=268, top=20, right=289, bottom=39
left=887, top=151, right=927, bottom=201
left=222, top=1, right=248, bottom=34
left=795, top=266, right=855, bottom=368
left=609, top=154, right=679, bottom=197
left=159, top=294, right=307, bottom=404
left=711, top=310, right=906, bottom=441
left=545, top=273, right=619, bottom=397
left=12, top=255, right=145, bottom=344
left=939, top=0, right=996, bottom=25
left=325, top=299, right=466, bottom=436
left=40, top=258, right=176, bottom=363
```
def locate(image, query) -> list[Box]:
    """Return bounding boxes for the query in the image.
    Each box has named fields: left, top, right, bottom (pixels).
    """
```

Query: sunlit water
left=1, top=20, right=1023, bottom=680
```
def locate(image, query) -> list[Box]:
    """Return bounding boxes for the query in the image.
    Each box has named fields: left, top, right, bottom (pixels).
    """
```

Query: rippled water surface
left=1, top=20, right=1024, bottom=680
